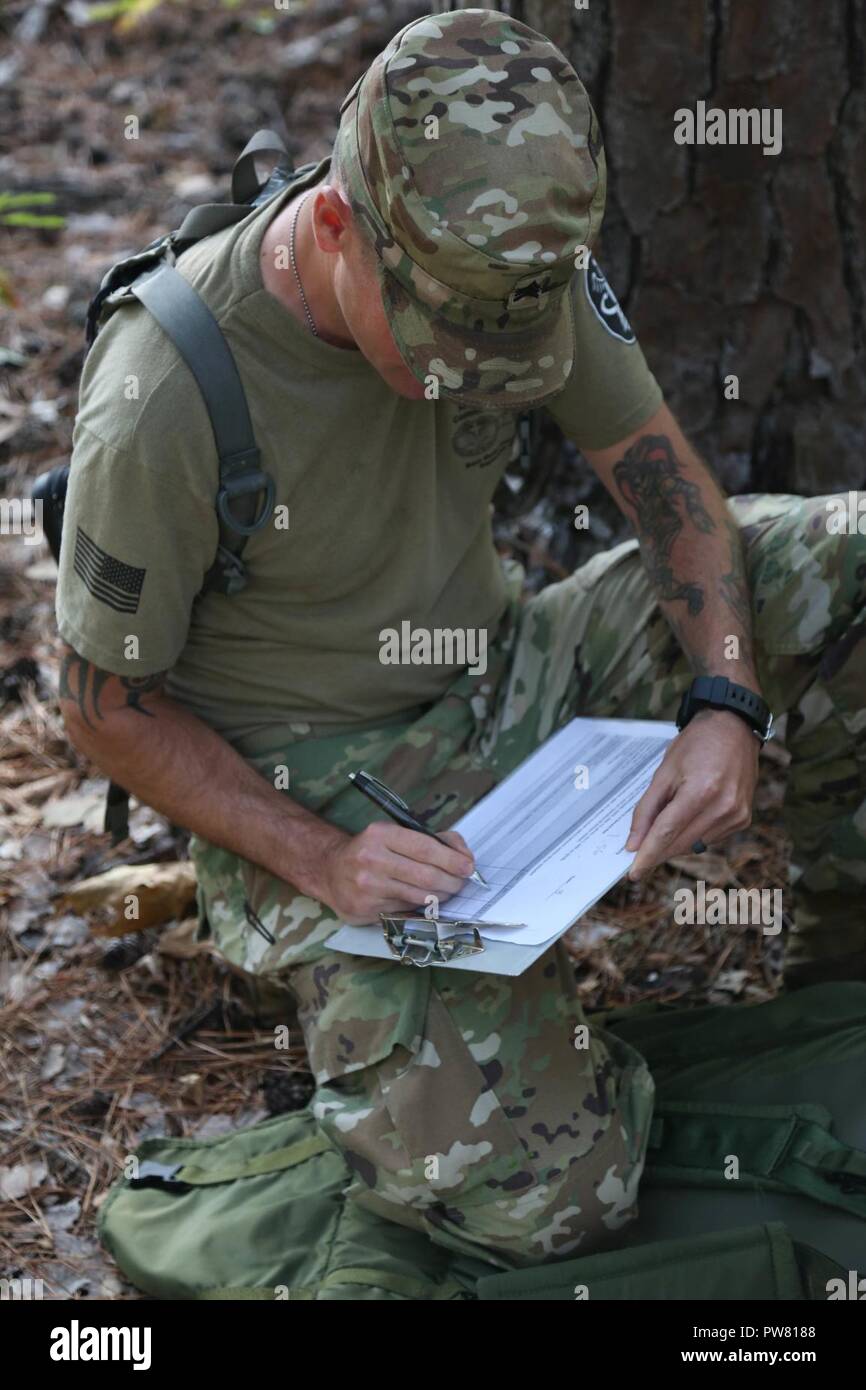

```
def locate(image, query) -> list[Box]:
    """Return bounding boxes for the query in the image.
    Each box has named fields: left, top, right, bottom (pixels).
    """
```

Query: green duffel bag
left=99, top=983, right=866, bottom=1299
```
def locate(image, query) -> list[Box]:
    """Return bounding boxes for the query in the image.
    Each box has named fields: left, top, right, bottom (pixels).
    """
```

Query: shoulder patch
left=74, top=526, right=145, bottom=614
left=585, top=256, right=636, bottom=344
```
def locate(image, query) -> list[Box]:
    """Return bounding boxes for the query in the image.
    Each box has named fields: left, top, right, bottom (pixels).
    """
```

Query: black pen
left=348, top=770, right=488, bottom=887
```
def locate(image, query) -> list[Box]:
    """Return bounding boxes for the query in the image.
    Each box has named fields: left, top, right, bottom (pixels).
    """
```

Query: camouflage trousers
left=192, top=492, right=866, bottom=1269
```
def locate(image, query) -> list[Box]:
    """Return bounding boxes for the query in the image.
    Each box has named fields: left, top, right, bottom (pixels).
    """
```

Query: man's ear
left=311, top=183, right=355, bottom=256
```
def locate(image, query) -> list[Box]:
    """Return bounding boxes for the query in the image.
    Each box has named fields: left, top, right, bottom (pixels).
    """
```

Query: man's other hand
left=624, top=708, right=760, bottom=881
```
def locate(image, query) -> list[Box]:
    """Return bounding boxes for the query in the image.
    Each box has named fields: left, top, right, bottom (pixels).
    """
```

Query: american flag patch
left=73, top=526, right=146, bottom=614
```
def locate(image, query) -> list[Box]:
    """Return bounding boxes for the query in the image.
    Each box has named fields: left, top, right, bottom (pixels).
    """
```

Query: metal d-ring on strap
left=215, top=462, right=276, bottom=535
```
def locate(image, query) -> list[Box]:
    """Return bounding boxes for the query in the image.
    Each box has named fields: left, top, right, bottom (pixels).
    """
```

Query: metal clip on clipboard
left=380, top=912, right=488, bottom=967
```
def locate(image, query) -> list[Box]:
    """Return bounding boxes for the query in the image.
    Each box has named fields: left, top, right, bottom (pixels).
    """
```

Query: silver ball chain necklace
left=288, top=189, right=319, bottom=338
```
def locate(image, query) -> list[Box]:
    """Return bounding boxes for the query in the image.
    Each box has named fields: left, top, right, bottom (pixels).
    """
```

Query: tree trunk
left=433, top=0, right=866, bottom=496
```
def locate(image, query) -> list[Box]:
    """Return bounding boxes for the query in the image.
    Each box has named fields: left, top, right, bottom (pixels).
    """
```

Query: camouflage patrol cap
left=333, top=7, right=606, bottom=408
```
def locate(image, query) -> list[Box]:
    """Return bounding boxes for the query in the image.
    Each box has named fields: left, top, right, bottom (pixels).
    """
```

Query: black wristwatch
left=676, top=675, right=774, bottom=744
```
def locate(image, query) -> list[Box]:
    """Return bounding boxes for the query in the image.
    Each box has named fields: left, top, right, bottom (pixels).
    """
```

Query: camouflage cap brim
left=378, top=256, right=577, bottom=408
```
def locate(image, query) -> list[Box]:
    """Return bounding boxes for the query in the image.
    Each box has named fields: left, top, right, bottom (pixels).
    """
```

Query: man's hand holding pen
left=318, top=821, right=477, bottom=924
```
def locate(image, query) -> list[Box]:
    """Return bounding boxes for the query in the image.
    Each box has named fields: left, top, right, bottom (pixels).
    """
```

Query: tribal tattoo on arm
left=612, top=433, right=716, bottom=618
left=59, top=648, right=166, bottom=730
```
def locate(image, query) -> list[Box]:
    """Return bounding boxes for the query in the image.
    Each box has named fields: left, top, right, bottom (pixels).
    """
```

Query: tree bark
left=434, top=0, right=866, bottom=495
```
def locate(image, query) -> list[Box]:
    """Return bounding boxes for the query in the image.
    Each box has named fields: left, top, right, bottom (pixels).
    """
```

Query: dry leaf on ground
left=58, top=862, right=197, bottom=935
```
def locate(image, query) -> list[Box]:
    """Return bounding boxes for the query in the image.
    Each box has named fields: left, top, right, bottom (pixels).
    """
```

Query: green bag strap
left=174, top=130, right=291, bottom=243
left=174, top=202, right=250, bottom=244
left=790, top=1122, right=866, bottom=1181
left=132, top=262, right=276, bottom=594
left=166, top=1130, right=333, bottom=1187
left=646, top=1100, right=866, bottom=1217
left=231, top=128, right=291, bottom=204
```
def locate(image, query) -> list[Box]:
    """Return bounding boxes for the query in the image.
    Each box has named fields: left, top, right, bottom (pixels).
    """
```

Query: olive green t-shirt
left=55, top=156, right=663, bottom=753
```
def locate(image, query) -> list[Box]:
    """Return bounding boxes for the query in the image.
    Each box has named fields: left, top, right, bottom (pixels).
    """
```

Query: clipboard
left=326, top=716, right=680, bottom=977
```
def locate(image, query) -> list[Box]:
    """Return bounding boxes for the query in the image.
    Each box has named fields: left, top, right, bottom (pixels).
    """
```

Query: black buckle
left=207, top=544, right=248, bottom=597
left=129, top=1161, right=189, bottom=1192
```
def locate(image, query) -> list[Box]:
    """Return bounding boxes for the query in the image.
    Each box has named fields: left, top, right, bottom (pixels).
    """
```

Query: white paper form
left=327, top=717, right=679, bottom=973
left=438, top=717, right=678, bottom=944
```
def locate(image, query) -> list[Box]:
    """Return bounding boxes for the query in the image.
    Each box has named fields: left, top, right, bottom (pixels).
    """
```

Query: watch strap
left=677, top=675, right=773, bottom=742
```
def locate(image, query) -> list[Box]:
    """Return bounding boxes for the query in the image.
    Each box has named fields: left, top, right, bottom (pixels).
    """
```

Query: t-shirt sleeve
left=55, top=419, right=219, bottom=676
left=545, top=254, right=664, bottom=451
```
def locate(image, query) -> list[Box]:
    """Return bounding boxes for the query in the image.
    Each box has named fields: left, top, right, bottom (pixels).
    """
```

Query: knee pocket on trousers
left=374, top=1034, right=547, bottom=1208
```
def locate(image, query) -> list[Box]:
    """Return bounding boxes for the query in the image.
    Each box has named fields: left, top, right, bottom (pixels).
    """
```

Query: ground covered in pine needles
left=1, top=0, right=792, bottom=1298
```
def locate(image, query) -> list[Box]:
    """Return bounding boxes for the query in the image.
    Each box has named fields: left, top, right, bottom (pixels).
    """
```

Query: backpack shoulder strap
left=132, top=262, right=275, bottom=595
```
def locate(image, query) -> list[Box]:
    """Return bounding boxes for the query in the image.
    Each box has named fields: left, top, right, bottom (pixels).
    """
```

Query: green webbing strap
left=172, top=1130, right=332, bottom=1187
left=133, top=264, right=263, bottom=489
left=647, top=1100, right=866, bottom=1217
left=174, top=130, right=291, bottom=242
left=174, top=202, right=250, bottom=245
left=133, top=263, right=275, bottom=586
left=231, top=128, right=291, bottom=204
left=792, top=1125, right=866, bottom=1180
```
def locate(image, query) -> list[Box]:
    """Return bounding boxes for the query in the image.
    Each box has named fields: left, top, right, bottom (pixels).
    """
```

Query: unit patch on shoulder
left=585, top=255, right=636, bottom=344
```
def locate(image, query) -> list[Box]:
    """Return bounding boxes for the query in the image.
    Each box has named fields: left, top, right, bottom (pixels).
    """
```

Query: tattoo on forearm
left=118, top=673, right=164, bottom=717
left=718, top=516, right=753, bottom=634
left=59, top=651, right=165, bottom=726
left=613, top=433, right=716, bottom=617
left=59, top=652, right=112, bottom=730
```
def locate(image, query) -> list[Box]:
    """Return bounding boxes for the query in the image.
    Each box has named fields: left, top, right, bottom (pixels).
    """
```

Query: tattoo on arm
left=718, top=515, right=753, bottom=633
left=613, top=433, right=716, bottom=617
left=59, top=652, right=111, bottom=730
left=59, top=651, right=165, bottom=728
left=118, top=673, right=165, bottom=717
